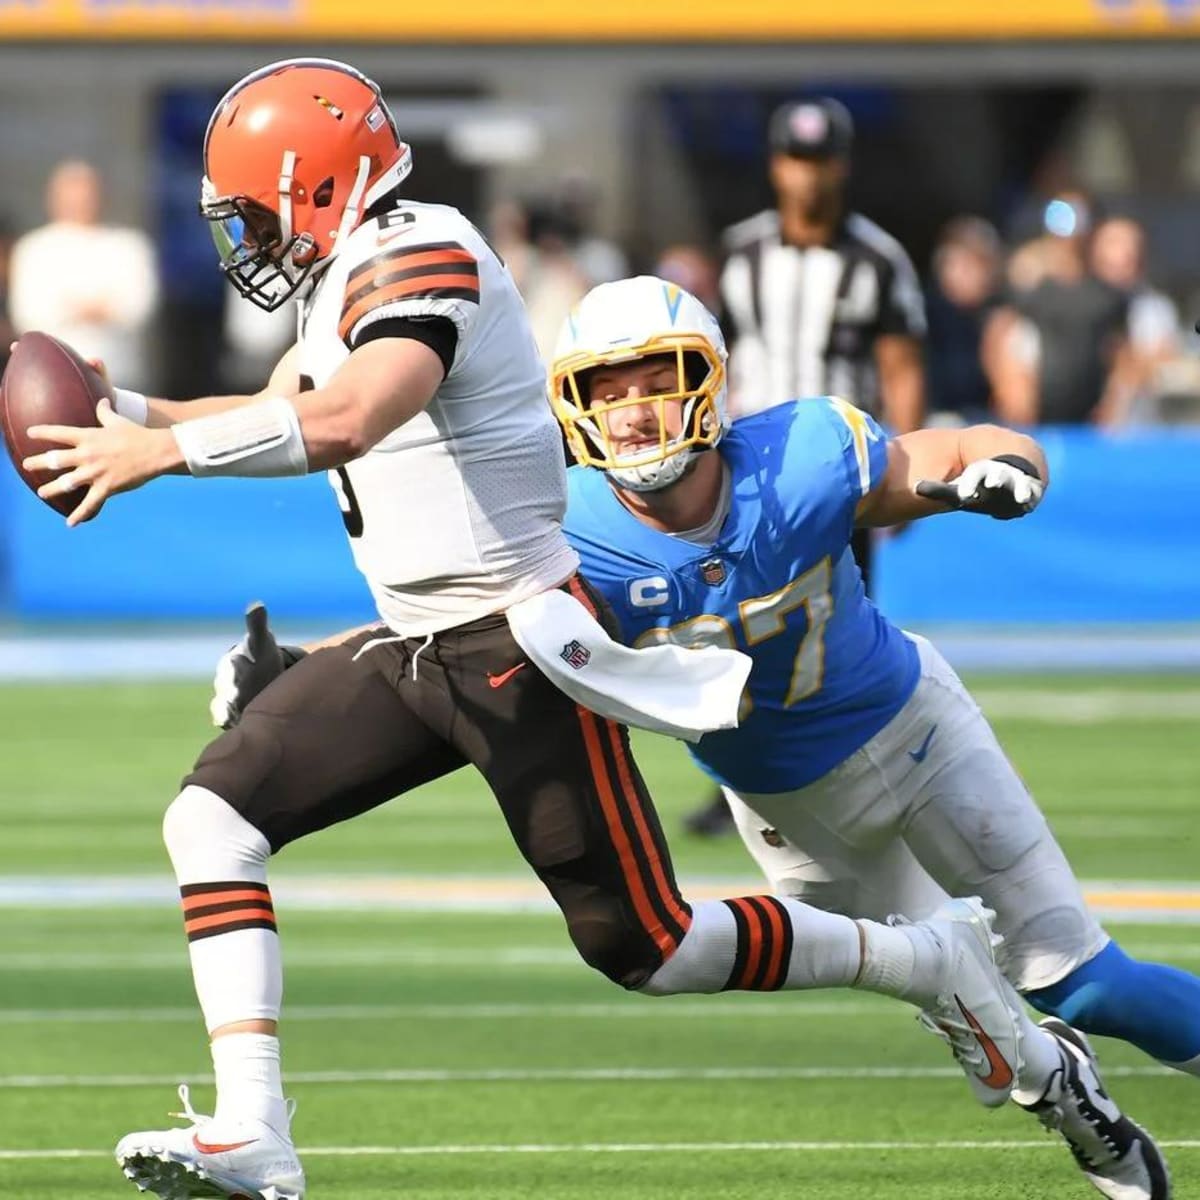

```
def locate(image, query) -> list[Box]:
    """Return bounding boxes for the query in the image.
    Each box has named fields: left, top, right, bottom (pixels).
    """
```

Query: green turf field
left=0, top=675, right=1197, bottom=1198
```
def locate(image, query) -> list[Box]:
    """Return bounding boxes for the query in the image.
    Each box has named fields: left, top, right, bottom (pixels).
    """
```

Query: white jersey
left=297, top=198, right=578, bottom=636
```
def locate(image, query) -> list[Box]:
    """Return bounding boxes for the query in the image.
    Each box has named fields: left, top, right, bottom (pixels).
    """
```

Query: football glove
left=915, top=454, right=1044, bottom=521
left=209, top=601, right=307, bottom=729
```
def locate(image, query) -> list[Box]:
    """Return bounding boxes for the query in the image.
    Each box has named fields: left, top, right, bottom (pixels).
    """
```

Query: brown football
left=0, top=332, right=111, bottom=516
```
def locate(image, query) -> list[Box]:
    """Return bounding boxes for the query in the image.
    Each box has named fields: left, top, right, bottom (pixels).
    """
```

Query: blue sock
left=1027, top=939, right=1200, bottom=1066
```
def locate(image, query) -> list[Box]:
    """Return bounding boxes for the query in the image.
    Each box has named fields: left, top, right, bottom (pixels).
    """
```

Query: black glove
left=915, top=454, right=1044, bottom=521
left=209, top=602, right=307, bottom=729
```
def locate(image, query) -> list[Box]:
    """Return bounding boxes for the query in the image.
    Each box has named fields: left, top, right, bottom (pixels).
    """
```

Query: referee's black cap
left=768, top=98, right=854, bottom=160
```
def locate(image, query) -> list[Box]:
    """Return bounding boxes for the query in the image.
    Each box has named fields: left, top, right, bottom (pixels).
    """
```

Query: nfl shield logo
left=701, top=557, right=726, bottom=586
left=560, top=639, right=592, bottom=670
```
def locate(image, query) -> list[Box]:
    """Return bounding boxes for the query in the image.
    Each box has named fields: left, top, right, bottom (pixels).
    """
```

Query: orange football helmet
left=201, top=58, right=413, bottom=310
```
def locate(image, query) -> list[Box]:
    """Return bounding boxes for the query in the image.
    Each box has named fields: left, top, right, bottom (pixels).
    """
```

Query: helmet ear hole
left=313, top=176, right=335, bottom=208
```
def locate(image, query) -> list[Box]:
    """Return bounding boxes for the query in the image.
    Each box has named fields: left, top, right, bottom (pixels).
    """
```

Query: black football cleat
left=1020, top=1017, right=1171, bottom=1200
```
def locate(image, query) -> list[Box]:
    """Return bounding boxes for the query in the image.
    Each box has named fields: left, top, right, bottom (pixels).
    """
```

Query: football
left=0, top=331, right=110, bottom=516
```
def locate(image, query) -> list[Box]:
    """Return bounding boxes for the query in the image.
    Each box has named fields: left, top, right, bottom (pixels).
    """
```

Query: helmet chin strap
left=609, top=449, right=693, bottom=493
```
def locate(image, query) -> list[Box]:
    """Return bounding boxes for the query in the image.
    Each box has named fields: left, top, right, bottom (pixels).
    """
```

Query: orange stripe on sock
left=181, top=889, right=271, bottom=913
left=729, top=897, right=765, bottom=990
left=183, top=907, right=277, bottom=935
left=755, top=897, right=787, bottom=991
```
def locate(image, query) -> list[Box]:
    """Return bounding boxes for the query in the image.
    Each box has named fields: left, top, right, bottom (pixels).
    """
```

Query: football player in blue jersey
left=550, top=275, right=1192, bottom=1200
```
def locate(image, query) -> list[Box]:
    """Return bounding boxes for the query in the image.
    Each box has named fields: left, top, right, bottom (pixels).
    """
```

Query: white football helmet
left=549, top=275, right=729, bottom=492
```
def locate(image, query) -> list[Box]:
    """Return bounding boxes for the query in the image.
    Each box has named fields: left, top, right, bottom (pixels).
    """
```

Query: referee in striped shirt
left=720, top=97, right=926, bottom=590
left=686, top=98, right=927, bottom=838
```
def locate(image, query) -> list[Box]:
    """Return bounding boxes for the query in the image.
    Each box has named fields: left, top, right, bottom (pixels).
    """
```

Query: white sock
left=164, top=786, right=283, bottom=1031
left=640, top=897, right=861, bottom=995
left=854, top=919, right=942, bottom=1004
left=1007, top=986, right=1067, bottom=1105
left=211, top=1032, right=289, bottom=1133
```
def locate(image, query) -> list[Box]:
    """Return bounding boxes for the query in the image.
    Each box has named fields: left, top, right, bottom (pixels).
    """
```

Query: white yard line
left=3, top=1138, right=1200, bottom=1160
left=0, top=1064, right=1175, bottom=1089
left=2, top=877, right=1199, bottom=922
left=0, top=999, right=895, bottom=1024
left=4, top=935, right=1199, bottom=971
left=970, top=688, right=1200, bottom=721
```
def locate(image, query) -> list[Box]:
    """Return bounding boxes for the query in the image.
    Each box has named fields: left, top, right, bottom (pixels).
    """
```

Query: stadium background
left=0, top=4, right=1198, bottom=1198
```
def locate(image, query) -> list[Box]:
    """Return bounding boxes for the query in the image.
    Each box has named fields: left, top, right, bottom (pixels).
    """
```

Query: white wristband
left=171, top=396, right=310, bottom=478
left=112, top=387, right=149, bottom=426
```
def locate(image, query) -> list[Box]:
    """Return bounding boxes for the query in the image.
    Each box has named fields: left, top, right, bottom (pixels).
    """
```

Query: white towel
left=506, top=588, right=751, bottom=743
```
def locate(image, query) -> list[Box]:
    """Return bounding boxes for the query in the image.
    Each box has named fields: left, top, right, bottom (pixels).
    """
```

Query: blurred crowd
left=1, top=150, right=1197, bottom=433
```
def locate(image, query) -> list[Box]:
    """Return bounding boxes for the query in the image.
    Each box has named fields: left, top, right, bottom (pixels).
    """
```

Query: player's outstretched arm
left=24, top=337, right=443, bottom=525
left=858, top=424, right=1047, bottom=527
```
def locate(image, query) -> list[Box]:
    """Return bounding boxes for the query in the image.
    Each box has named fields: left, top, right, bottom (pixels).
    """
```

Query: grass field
left=0, top=674, right=1197, bottom=1199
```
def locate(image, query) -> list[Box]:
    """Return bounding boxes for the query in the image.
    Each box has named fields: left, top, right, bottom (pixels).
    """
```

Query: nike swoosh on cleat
left=192, top=1134, right=259, bottom=1155
left=487, top=663, right=528, bottom=689
left=908, top=724, right=938, bottom=764
left=955, top=995, right=1015, bottom=1089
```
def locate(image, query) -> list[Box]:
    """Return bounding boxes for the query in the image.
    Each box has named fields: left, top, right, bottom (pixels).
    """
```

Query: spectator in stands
left=9, top=160, right=158, bottom=389
left=989, top=191, right=1131, bottom=428
left=556, top=172, right=630, bottom=286
left=518, top=196, right=591, bottom=365
left=653, top=243, right=722, bottom=317
left=924, top=216, right=1004, bottom=425
left=1090, top=215, right=1182, bottom=418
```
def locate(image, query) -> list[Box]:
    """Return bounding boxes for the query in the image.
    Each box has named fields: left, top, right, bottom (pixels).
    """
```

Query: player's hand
left=210, top=602, right=308, bottom=729
left=23, top=399, right=178, bottom=526
left=915, top=455, right=1044, bottom=521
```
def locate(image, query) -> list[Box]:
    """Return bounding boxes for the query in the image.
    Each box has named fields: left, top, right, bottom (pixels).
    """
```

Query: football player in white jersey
left=27, top=62, right=1026, bottom=1200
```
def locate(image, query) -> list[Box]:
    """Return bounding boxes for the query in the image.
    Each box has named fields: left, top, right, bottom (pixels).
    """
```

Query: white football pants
left=726, top=635, right=1108, bottom=993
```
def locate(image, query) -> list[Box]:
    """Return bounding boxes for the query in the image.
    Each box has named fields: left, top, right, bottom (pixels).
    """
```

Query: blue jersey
left=564, top=398, right=919, bottom=794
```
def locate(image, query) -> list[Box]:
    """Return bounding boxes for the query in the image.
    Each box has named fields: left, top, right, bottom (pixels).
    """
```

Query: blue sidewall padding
left=0, top=455, right=373, bottom=621
left=1, top=426, right=1199, bottom=623
left=874, top=427, right=1200, bottom=624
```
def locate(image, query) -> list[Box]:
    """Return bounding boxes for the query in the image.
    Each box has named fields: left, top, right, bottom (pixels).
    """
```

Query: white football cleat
left=912, top=896, right=1022, bottom=1108
left=1021, top=1018, right=1171, bottom=1200
left=115, top=1084, right=305, bottom=1200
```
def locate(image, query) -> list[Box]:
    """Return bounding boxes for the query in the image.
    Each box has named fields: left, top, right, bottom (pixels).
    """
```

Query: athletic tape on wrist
left=172, top=396, right=309, bottom=478
left=112, top=387, right=149, bottom=426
